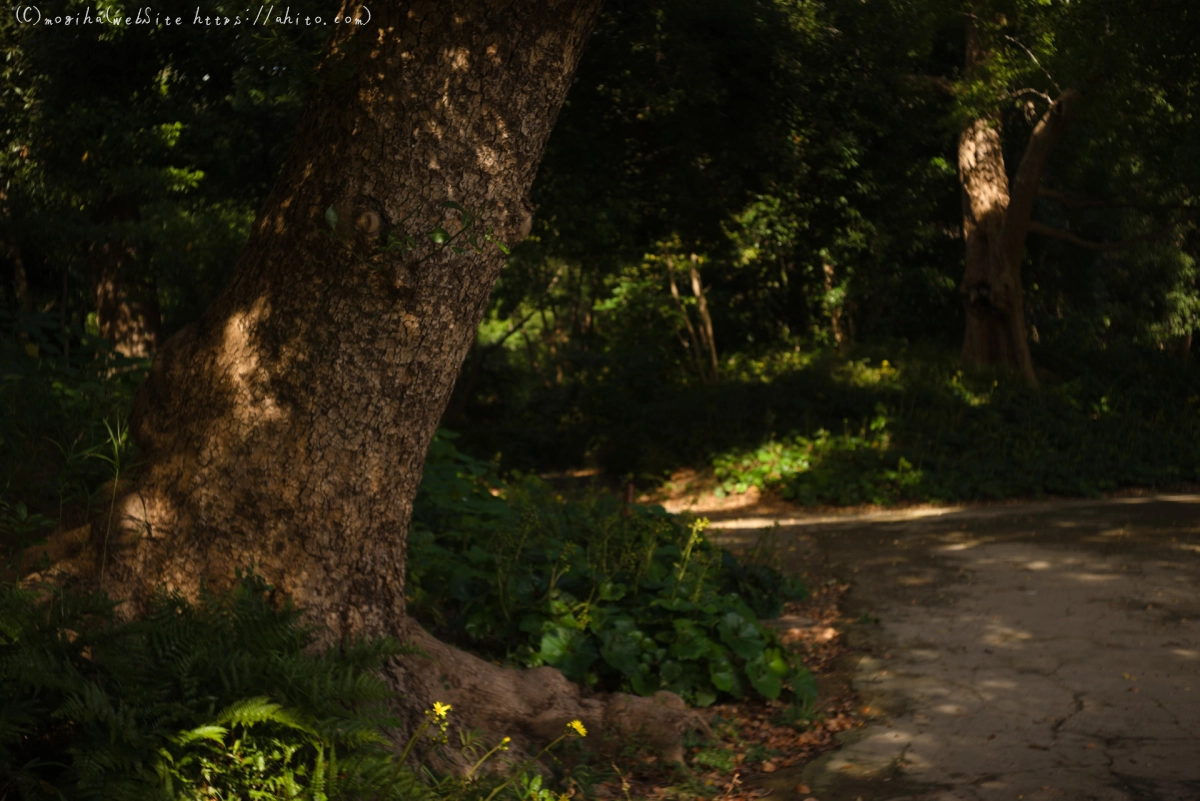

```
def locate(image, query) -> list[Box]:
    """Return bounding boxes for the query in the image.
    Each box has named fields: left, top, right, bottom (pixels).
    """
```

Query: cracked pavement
left=710, top=494, right=1200, bottom=801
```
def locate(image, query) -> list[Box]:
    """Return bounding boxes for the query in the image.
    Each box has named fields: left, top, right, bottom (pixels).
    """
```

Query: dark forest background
left=2, top=2, right=1200, bottom=798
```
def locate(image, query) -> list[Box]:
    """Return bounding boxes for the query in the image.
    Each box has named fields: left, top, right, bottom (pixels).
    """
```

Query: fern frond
left=172, top=724, right=229, bottom=746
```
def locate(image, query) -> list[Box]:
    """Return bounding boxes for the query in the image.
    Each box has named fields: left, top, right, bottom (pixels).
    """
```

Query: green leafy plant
left=408, top=432, right=814, bottom=709
left=701, top=348, right=1200, bottom=507
left=0, top=572, right=419, bottom=800
left=0, top=498, right=53, bottom=577
left=714, top=410, right=923, bottom=507
left=87, top=415, right=129, bottom=581
left=0, top=308, right=146, bottom=540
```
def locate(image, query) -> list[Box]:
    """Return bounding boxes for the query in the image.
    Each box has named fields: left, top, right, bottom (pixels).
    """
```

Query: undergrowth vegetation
left=455, top=343, right=1200, bottom=505
left=707, top=346, right=1200, bottom=505
left=0, top=573, right=422, bottom=800
left=0, top=309, right=817, bottom=799
left=0, top=574, right=608, bottom=801
left=6, top=0, right=1200, bottom=796
left=409, top=433, right=815, bottom=708
left=0, top=309, right=145, bottom=552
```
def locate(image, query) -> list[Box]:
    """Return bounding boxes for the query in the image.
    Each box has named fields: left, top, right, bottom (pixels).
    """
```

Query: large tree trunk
left=957, top=20, right=1078, bottom=384
left=89, top=0, right=702, bottom=766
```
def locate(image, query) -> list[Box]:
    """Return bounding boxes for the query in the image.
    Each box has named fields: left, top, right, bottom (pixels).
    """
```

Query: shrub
left=408, top=433, right=815, bottom=709
left=709, top=348, right=1200, bottom=505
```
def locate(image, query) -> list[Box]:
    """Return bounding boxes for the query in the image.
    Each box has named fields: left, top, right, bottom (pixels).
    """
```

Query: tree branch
left=1004, top=35, right=1062, bottom=93
left=1001, top=88, right=1081, bottom=268
left=478, top=310, right=537, bottom=357
left=1006, top=87, right=1055, bottom=106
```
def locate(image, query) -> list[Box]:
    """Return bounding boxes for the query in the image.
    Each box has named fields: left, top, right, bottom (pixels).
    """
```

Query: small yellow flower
left=502, top=736, right=511, bottom=744
left=432, top=701, right=452, bottom=718
left=567, top=719, right=587, bottom=738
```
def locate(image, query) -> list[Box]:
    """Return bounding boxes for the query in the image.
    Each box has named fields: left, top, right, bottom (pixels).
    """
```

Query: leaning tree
left=950, top=0, right=1200, bottom=382
left=78, top=0, right=700, bottom=762
left=952, top=1, right=1081, bottom=384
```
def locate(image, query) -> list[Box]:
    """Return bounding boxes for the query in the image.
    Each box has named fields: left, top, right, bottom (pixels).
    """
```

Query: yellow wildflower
left=567, top=719, right=587, bottom=738
left=432, top=701, right=452, bottom=718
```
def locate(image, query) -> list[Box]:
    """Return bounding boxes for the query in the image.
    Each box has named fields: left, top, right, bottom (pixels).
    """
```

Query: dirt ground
left=701, top=493, right=1200, bottom=801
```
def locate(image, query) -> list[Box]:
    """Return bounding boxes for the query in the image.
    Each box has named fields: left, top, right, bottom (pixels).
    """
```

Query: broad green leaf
left=669, top=621, right=713, bottom=660
left=630, top=669, right=659, bottom=697
left=790, top=665, right=819, bottom=708
left=763, top=647, right=790, bottom=677
left=599, top=581, right=626, bottom=601
left=600, top=627, right=642, bottom=676
left=660, top=659, right=683, bottom=683
left=717, top=612, right=764, bottom=660
left=745, top=654, right=783, bottom=699
left=539, top=626, right=597, bottom=680
left=708, top=656, right=736, bottom=692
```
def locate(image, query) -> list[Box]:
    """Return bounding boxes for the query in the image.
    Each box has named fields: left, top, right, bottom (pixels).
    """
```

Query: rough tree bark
left=958, top=20, right=1079, bottom=384
left=78, top=0, right=703, bottom=766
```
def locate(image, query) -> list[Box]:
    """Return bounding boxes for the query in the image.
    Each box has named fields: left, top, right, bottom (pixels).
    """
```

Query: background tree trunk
left=92, top=241, right=162, bottom=359
left=958, top=110, right=1029, bottom=377
left=5, top=239, right=32, bottom=313
left=822, top=259, right=846, bottom=347
left=688, top=253, right=720, bottom=382
left=93, top=0, right=701, bottom=763
left=667, top=254, right=709, bottom=380
left=957, top=20, right=1078, bottom=384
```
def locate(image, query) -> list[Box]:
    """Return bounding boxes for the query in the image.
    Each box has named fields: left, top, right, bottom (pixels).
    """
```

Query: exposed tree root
left=390, top=625, right=711, bottom=771
left=17, top=520, right=710, bottom=774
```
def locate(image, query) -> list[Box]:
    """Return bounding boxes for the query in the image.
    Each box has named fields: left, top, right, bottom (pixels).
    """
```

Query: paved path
left=711, top=495, right=1200, bottom=801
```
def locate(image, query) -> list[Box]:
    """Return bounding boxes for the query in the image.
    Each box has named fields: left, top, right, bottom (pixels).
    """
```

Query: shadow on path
left=709, top=495, right=1200, bottom=801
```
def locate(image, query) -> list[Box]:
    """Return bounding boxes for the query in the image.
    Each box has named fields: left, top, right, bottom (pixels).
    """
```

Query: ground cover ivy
left=408, top=432, right=815, bottom=709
